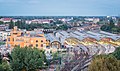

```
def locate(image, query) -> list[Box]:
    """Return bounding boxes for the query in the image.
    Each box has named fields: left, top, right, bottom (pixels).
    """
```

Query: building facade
left=6, top=26, right=47, bottom=49
left=0, top=24, right=9, bottom=31
left=0, top=31, right=10, bottom=41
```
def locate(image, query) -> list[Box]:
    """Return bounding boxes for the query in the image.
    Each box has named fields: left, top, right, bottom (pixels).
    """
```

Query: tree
left=88, top=55, right=120, bottom=71
left=0, top=60, right=12, bottom=71
left=10, top=46, right=48, bottom=71
left=54, top=20, right=63, bottom=24
left=118, top=18, right=120, bottom=27
left=0, top=53, right=2, bottom=64
left=15, top=20, right=26, bottom=29
left=9, top=20, right=14, bottom=29
left=100, top=25, right=111, bottom=32
left=112, top=27, right=118, bottom=33
left=0, top=21, right=4, bottom=25
left=100, top=19, right=119, bottom=33
left=0, top=53, right=12, bottom=71
left=52, top=52, right=59, bottom=60
left=56, top=24, right=68, bottom=30
left=0, top=42, right=5, bottom=46
left=112, top=46, right=120, bottom=60
left=109, top=20, right=115, bottom=28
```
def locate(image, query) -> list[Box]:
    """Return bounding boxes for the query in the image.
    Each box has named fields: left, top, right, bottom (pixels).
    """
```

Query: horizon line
left=0, top=15, right=119, bottom=17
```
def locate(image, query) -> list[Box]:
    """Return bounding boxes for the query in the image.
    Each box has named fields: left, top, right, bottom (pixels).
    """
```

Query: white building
left=0, top=31, right=10, bottom=41
left=25, top=20, right=32, bottom=24
left=85, top=18, right=94, bottom=21
left=0, top=18, right=12, bottom=23
left=85, top=18, right=100, bottom=23
left=12, top=19, right=18, bottom=23
left=93, top=18, right=100, bottom=23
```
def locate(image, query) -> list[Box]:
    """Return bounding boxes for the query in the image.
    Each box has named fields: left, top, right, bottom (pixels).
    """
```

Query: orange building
left=6, top=26, right=47, bottom=49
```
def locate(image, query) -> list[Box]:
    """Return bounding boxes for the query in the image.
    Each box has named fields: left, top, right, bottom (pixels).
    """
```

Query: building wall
left=30, top=37, right=46, bottom=49
left=0, top=31, right=10, bottom=41
left=6, top=26, right=47, bottom=49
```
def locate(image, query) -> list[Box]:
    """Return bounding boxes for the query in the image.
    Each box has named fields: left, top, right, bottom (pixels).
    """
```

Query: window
left=8, top=38, right=10, bottom=41
left=18, top=44, right=20, bottom=47
left=31, top=40, right=33, bottom=43
left=7, top=44, right=11, bottom=47
left=29, top=44, right=33, bottom=47
left=41, top=40, right=43, bottom=42
left=36, top=40, right=38, bottom=42
left=13, top=33, right=17, bottom=35
left=36, top=44, right=38, bottom=47
left=41, top=44, right=43, bottom=47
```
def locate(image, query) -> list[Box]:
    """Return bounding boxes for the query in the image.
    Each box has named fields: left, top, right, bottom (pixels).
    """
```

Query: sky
left=0, top=0, right=120, bottom=16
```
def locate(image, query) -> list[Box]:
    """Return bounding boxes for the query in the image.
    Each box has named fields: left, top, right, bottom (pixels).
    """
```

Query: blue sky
left=0, top=0, right=120, bottom=16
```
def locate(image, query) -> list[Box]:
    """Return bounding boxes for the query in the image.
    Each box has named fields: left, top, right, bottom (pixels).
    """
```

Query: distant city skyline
left=0, top=0, right=120, bottom=16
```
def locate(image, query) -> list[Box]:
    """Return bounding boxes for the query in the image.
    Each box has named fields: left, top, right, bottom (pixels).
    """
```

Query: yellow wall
left=30, top=37, right=46, bottom=49
left=6, top=26, right=47, bottom=49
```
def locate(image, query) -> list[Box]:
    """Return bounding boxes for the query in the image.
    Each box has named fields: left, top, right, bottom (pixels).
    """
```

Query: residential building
left=6, top=26, right=47, bottom=49
left=0, top=24, right=9, bottom=31
left=25, top=19, right=52, bottom=24
left=84, top=18, right=100, bottom=23
left=0, top=31, right=10, bottom=41
left=93, top=18, right=100, bottom=23
left=0, top=18, right=12, bottom=23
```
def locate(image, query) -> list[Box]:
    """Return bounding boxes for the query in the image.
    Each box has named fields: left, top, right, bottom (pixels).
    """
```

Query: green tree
left=15, top=20, right=22, bottom=29
left=9, top=20, right=14, bottom=29
left=0, top=53, right=12, bottom=71
left=109, top=20, right=115, bottom=28
left=52, top=52, right=59, bottom=60
left=100, top=19, right=120, bottom=33
left=0, top=60, right=12, bottom=71
left=88, top=55, right=120, bottom=71
left=112, top=46, right=120, bottom=60
left=10, top=46, right=48, bottom=71
left=54, top=20, right=63, bottom=24
left=15, top=20, right=26, bottom=29
left=112, top=27, right=118, bottom=33
left=0, top=42, right=5, bottom=46
left=0, top=21, right=4, bottom=25
left=0, top=53, right=2, bottom=64
left=56, top=24, right=68, bottom=30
